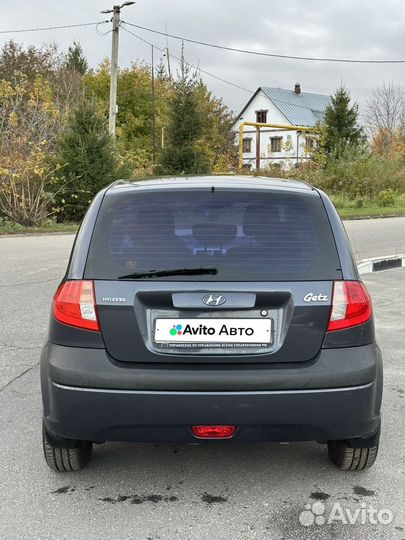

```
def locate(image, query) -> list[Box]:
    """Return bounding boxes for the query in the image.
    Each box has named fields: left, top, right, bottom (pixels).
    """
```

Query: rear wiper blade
left=118, top=267, right=218, bottom=279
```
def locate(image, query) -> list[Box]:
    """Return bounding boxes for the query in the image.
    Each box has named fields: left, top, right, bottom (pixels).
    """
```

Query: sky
left=0, top=0, right=404, bottom=116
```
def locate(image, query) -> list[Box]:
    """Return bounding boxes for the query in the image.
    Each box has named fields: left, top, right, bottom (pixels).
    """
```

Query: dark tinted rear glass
left=84, top=188, right=342, bottom=281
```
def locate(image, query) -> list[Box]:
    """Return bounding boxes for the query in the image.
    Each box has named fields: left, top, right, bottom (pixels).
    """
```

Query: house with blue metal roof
left=234, top=83, right=331, bottom=170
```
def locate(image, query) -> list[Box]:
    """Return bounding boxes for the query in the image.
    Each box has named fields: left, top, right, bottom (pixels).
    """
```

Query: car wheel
left=327, top=440, right=379, bottom=471
left=42, top=423, right=92, bottom=472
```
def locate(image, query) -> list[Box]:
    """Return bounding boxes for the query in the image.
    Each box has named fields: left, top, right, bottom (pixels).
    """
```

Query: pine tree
left=65, top=41, right=88, bottom=75
left=155, top=59, right=168, bottom=81
left=322, top=86, right=364, bottom=157
left=195, top=81, right=237, bottom=172
left=54, top=98, right=117, bottom=220
left=159, top=56, right=210, bottom=175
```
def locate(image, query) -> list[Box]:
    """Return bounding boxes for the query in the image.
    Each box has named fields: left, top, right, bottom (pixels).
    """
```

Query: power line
left=1, top=19, right=402, bottom=64
left=0, top=21, right=108, bottom=34
left=96, top=21, right=113, bottom=37
left=122, top=25, right=254, bottom=94
left=123, top=20, right=405, bottom=64
left=123, top=25, right=334, bottom=113
left=122, top=26, right=341, bottom=112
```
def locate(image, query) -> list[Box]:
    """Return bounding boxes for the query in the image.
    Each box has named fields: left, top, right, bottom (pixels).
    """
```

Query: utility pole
left=101, top=2, right=135, bottom=136
left=164, top=22, right=172, bottom=78
left=151, top=45, right=157, bottom=168
left=165, top=47, right=172, bottom=79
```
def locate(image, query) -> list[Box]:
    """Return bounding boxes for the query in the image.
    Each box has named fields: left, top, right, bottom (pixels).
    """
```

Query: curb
left=357, top=254, right=405, bottom=275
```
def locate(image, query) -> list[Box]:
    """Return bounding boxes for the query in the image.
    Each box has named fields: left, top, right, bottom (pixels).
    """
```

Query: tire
left=42, top=423, right=92, bottom=472
left=328, top=440, right=379, bottom=471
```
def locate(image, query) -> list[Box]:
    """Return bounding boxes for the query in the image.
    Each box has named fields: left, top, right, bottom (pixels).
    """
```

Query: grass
left=330, top=194, right=405, bottom=220
left=0, top=220, right=79, bottom=235
left=337, top=205, right=405, bottom=219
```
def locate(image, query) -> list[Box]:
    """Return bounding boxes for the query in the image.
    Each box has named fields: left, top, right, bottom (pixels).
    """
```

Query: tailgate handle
left=172, top=292, right=256, bottom=309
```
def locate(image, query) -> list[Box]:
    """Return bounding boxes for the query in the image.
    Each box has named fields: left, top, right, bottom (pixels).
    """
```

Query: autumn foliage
left=0, top=40, right=238, bottom=224
left=0, top=39, right=404, bottom=226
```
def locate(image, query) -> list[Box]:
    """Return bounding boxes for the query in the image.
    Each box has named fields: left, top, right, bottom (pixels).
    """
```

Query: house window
left=305, top=137, right=316, bottom=151
left=256, top=110, right=268, bottom=123
left=242, top=138, right=252, bottom=153
left=270, top=136, right=283, bottom=153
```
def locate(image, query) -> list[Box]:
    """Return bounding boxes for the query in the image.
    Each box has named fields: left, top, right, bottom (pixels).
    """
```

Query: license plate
left=154, top=318, right=272, bottom=344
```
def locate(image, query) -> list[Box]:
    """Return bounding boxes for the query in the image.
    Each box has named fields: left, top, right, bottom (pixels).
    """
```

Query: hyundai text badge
left=202, top=294, right=226, bottom=306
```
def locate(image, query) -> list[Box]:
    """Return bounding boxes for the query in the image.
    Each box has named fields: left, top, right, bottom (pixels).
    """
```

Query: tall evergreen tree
left=65, top=41, right=88, bottom=75
left=54, top=98, right=117, bottom=220
left=195, top=81, right=237, bottom=172
left=159, top=56, right=210, bottom=175
left=322, top=86, right=364, bottom=157
left=155, top=59, right=168, bottom=81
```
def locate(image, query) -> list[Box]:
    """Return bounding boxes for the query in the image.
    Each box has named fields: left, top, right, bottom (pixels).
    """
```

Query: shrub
left=377, top=189, right=396, bottom=207
left=315, top=149, right=404, bottom=199
left=0, top=151, right=61, bottom=226
left=0, top=75, right=65, bottom=226
left=354, top=197, right=365, bottom=208
left=256, top=148, right=405, bottom=207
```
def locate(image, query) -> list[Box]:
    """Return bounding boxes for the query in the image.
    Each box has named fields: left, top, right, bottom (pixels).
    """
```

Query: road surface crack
left=0, top=277, right=60, bottom=288
left=0, top=339, right=42, bottom=351
left=0, top=362, right=39, bottom=392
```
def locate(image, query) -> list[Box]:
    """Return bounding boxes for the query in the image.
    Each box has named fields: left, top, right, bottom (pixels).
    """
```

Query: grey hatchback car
left=41, top=176, right=382, bottom=472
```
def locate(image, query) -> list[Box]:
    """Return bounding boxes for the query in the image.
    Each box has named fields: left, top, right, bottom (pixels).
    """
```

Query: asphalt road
left=0, top=224, right=404, bottom=540
left=344, top=217, right=404, bottom=261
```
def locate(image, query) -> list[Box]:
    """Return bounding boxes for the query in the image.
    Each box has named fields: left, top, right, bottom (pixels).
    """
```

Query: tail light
left=327, top=281, right=372, bottom=332
left=53, top=280, right=100, bottom=332
left=191, top=425, right=237, bottom=439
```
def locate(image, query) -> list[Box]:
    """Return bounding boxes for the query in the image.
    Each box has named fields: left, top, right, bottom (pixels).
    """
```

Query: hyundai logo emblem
left=202, top=294, right=226, bottom=306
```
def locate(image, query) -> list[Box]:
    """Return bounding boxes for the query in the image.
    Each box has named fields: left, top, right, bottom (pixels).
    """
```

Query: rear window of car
left=84, top=188, right=342, bottom=281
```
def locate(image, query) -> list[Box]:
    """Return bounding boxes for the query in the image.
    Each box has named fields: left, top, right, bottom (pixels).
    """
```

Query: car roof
left=106, top=175, right=316, bottom=196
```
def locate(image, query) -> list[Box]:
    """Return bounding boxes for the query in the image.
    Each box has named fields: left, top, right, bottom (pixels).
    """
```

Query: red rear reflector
left=191, top=425, right=237, bottom=439
left=327, top=280, right=372, bottom=332
left=53, top=280, right=100, bottom=332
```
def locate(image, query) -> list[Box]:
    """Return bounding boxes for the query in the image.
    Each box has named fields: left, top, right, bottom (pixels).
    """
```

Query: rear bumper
left=44, top=381, right=381, bottom=444
left=41, top=343, right=383, bottom=444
